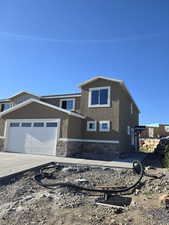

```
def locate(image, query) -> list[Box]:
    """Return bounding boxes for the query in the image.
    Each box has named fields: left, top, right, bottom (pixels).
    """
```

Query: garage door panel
left=6, top=120, right=58, bottom=156
left=7, top=129, right=30, bottom=153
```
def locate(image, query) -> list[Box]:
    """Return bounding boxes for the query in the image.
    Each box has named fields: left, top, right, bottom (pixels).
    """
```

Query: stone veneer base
left=56, top=140, right=121, bottom=157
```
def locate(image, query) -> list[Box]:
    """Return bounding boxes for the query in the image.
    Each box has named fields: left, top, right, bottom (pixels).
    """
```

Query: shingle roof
left=41, top=93, right=81, bottom=98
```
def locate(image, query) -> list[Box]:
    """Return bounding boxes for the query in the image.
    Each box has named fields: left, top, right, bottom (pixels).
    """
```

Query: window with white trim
left=127, top=126, right=130, bottom=135
left=99, top=121, right=110, bottom=132
left=1, top=103, right=12, bottom=112
left=87, top=121, right=97, bottom=132
left=89, top=87, right=110, bottom=107
left=60, top=99, right=75, bottom=111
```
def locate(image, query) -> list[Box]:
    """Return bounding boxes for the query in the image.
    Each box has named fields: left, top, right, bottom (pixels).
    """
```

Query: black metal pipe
left=34, top=160, right=144, bottom=194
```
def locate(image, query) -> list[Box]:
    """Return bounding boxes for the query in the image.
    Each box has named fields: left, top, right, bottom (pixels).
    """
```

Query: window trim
left=87, top=121, right=97, bottom=132
left=88, top=86, right=111, bottom=108
left=99, top=121, right=110, bottom=132
left=127, top=126, right=130, bottom=135
left=1, top=102, right=13, bottom=112
left=60, top=98, right=75, bottom=111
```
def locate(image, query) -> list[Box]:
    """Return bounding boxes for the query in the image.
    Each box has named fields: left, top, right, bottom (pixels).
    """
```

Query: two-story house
left=0, top=76, right=140, bottom=158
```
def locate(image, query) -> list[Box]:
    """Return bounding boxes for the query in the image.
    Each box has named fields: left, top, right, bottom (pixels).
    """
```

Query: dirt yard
left=0, top=162, right=169, bottom=225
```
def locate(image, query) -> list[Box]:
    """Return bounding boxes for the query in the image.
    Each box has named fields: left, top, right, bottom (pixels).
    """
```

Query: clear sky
left=0, top=0, right=169, bottom=125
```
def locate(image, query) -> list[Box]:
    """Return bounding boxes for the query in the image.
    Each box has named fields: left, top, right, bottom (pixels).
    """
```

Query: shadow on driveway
left=73, top=152, right=162, bottom=168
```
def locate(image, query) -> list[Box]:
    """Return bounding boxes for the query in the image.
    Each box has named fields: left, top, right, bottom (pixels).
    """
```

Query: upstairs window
left=1, top=103, right=12, bottom=112
left=60, top=99, right=75, bottom=111
left=89, top=87, right=110, bottom=107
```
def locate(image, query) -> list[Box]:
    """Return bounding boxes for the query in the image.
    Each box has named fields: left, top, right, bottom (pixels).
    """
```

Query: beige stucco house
left=0, top=76, right=140, bottom=158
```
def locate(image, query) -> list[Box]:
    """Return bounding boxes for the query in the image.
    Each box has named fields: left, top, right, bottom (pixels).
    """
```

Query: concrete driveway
left=0, top=152, right=133, bottom=179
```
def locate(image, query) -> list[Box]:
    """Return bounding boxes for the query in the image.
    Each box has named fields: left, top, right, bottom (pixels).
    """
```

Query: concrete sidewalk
left=0, top=152, right=133, bottom=180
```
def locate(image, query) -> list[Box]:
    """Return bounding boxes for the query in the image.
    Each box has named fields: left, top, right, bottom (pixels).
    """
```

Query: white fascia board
left=9, top=91, right=40, bottom=100
left=59, top=138, right=119, bottom=144
left=42, top=94, right=81, bottom=99
left=0, top=98, right=85, bottom=119
left=78, top=75, right=123, bottom=88
left=0, top=99, right=11, bottom=103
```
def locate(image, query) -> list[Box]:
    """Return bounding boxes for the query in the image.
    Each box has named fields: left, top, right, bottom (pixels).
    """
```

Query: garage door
left=5, top=119, right=59, bottom=155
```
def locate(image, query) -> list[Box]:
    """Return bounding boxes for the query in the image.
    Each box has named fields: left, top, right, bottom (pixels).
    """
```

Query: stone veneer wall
left=81, top=142, right=120, bottom=157
left=56, top=140, right=120, bottom=158
left=56, top=141, right=83, bottom=157
left=0, top=138, right=5, bottom=152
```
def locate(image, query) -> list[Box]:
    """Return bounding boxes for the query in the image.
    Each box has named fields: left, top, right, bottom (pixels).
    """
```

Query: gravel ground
left=0, top=163, right=169, bottom=225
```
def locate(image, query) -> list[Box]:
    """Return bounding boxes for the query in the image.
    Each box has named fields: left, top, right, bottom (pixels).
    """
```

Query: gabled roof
left=78, top=75, right=140, bottom=112
left=0, top=91, right=40, bottom=103
left=78, top=76, right=123, bottom=88
left=0, top=92, right=81, bottom=102
left=9, top=91, right=40, bottom=100
left=0, top=98, right=85, bottom=119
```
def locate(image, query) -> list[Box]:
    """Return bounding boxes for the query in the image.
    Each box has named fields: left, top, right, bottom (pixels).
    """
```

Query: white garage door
left=5, top=119, right=59, bottom=155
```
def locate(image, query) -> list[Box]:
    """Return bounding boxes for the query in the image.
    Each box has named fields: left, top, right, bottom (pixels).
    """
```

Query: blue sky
left=0, top=0, right=169, bottom=125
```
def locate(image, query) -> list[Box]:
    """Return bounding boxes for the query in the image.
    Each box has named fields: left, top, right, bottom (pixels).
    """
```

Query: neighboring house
left=0, top=76, right=140, bottom=157
left=140, top=123, right=169, bottom=139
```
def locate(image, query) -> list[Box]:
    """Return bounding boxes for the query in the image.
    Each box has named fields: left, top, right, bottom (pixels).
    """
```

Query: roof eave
left=0, top=99, right=85, bottom=119
left=9, top=91, right=40, bottom=100
left=78, top=75, right=123, bottom=88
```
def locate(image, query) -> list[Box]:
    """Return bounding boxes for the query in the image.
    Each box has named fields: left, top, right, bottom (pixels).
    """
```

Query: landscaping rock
left=75, top=178, right=89, bottom=184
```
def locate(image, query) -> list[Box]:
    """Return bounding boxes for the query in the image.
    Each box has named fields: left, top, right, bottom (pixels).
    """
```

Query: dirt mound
left=0, top=165, right=169, bottom=225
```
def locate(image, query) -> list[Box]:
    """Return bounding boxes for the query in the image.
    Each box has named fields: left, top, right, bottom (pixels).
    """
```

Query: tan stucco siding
left=119, top=88, right=139, bottom=151
left=80, top=78, right=120, bottom=140
left=1, top=102, right=80, bottom=139
left=67, top=117, right=82, bottom=139
left=41, top=98, right=60, bottom=107
left=0, top=119, right=5, bottom=136
left=41, top=96, right=81, bottom=113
